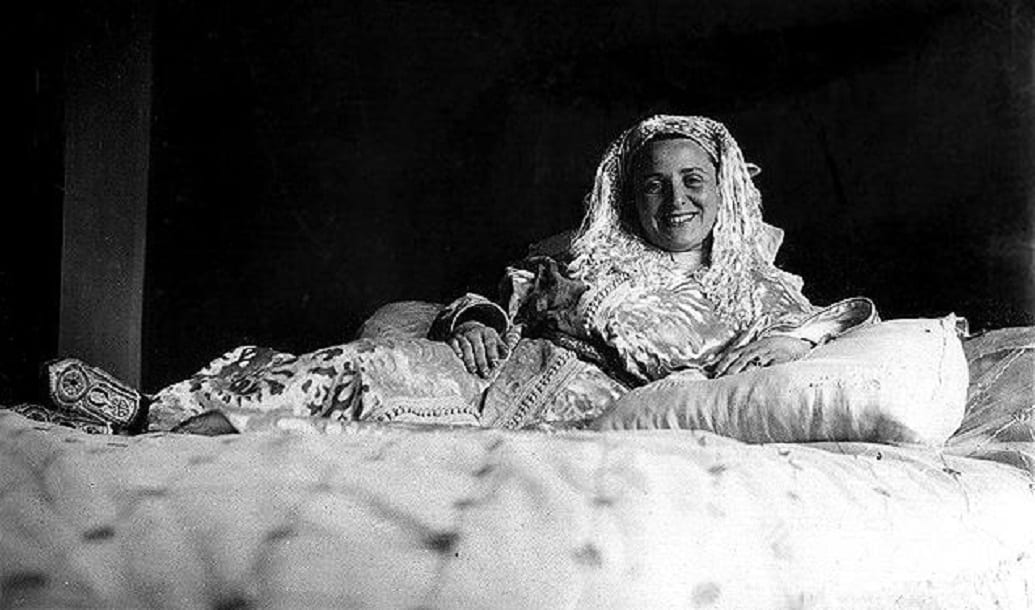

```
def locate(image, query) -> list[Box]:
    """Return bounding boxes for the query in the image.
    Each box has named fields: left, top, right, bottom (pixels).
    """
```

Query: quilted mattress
left=1, top=409, right=1033, bottom=609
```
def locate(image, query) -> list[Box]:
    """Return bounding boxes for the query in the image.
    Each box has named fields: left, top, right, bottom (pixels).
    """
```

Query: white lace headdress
left=567, top=114, right=804, bottom=328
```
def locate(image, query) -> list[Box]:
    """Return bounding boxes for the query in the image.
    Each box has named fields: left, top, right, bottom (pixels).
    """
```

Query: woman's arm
left=428, top=292, right=510, bottom=341
left=427, top=256, right=576, bottom=377
left=715, top=273, right=878, bottom=376
left=427, top=293, right=510, bottom=378
left=762, top=297, right=878, bottom=346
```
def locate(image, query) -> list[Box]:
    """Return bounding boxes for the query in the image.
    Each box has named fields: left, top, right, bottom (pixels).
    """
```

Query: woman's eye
left=642, top=180, right=663, bottom=194
left=683, top=175, right=703, bottom=188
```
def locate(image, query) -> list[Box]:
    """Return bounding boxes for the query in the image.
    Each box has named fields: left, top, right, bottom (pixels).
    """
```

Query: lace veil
left=567, top=114, right=806, bottom=329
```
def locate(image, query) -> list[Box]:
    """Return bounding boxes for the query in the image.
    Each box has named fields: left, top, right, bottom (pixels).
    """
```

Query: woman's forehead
left=633, top=138, right=715, bottom=173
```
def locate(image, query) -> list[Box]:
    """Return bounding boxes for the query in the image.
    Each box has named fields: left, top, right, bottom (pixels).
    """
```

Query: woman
left=57, top=115, right=874, bottom=434
left=445, top=116, right=873, bottom=380
left=426, top=114, right=875, bottom=428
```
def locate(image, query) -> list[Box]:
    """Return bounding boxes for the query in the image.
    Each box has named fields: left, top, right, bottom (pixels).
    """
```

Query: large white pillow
left=593, top=316, right=968, bottom=446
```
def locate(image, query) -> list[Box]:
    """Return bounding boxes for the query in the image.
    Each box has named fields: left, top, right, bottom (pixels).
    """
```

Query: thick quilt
left=1, top=328, right=1033, bottom=609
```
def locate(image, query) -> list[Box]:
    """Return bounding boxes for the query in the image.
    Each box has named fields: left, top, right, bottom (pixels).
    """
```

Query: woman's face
left=630, top=138, right=719, bottom=253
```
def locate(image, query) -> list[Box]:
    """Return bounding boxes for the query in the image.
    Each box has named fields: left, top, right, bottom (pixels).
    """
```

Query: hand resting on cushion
left=594, top=316, right=969, bottom=446
left=714, top=336, right=813, bottom=377
left=449, top=256, right=586, bottom=378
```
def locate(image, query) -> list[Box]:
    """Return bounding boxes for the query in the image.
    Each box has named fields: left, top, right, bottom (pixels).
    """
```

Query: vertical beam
left=59, top=2, right=153, bottom=386
left=1029, top=6, right=1035, bottom=321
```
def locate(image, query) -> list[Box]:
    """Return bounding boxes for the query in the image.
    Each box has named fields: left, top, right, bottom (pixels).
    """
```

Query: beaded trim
left=504, top=348, right=581, bottom=429
left=372, top=395, right=480, bottom=422
left=374, top=399, right=479, bottom=423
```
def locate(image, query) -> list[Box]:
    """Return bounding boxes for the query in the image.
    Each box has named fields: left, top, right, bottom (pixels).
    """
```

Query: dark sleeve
left=428, top=292, right=510, bottom=340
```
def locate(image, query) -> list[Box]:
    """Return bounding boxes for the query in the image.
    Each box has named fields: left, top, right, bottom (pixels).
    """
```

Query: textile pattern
left=0, top=410, right=1032, bottom=608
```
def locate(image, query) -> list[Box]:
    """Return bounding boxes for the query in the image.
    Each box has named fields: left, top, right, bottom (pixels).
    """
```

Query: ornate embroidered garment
left=148, top=332, right=629, bottom=433
left=148, top=115, right=877, bottom=432
left=148, top=265, right=873, bottom=432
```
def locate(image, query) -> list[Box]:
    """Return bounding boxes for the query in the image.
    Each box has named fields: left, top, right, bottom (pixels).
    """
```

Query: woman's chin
left=654, top=233, right=705, bottom=254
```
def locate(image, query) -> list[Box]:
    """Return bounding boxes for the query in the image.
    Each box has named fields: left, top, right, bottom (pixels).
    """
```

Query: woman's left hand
left=713, top=336, right=813, bottom=377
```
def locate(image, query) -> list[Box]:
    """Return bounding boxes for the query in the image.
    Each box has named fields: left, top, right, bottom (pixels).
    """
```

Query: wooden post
left=59, top=1, right=153, bottom=387
left=1029, top=11, right=1035, bottom=320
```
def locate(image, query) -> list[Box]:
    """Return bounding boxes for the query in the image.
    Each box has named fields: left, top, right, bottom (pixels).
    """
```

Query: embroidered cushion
left=946, top=326, right=1035, bottom=472
left=594, top=316, right=968, bottom=445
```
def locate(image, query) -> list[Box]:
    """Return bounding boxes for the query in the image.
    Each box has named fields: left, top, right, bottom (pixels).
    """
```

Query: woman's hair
left=567, top=114, right=804, bottom=328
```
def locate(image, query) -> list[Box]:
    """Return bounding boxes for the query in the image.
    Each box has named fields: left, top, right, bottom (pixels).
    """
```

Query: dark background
left=7, top=0, right=1034, bottom=397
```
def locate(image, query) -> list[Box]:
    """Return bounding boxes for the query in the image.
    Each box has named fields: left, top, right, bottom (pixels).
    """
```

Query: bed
left=1, top=326, right=1032, bottom=608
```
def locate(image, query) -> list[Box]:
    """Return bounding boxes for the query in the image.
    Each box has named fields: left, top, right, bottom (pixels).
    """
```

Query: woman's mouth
left=660, top=212, right=698, bottom=228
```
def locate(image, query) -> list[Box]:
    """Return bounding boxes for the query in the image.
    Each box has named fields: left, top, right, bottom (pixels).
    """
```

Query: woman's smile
left=659, top=211, right=700, bottom=228
left=632, top=138, right=719, bottom=253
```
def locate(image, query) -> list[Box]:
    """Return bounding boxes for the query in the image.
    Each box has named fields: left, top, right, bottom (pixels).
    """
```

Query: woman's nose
left=669, top=179, right=690, bottom=208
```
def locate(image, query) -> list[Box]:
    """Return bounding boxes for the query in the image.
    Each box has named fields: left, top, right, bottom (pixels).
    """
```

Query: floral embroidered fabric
left=150, top=339, right=491, bottom=432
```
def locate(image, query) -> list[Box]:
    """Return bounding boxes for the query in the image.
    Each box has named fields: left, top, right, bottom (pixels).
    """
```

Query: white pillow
left=593, top=316, right=968, bottom=446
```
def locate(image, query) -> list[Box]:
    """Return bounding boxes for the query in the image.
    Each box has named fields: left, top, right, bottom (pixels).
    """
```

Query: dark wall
left=11, top=1, right=1032, bottom=396
left=143, top=0, right=1034, bottom=390
left=2, top=7, right=65, bottom=401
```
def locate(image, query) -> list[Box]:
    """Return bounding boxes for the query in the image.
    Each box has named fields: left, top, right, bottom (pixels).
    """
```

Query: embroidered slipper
left=43, top=358, right=150, bottom=434
left=6, top=401, right=115, bottom=434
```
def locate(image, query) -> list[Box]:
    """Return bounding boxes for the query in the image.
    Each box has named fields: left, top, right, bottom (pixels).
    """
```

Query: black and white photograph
left=3, top=0, right=1034, bottom=607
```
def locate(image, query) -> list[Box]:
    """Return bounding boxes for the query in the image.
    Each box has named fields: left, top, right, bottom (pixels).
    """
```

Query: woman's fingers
left=716, top=337, right=813, bottom=377
left=484, top=332, right=501, bottom=369
left=481, top=329, right=513, bottom=376
left=728, top=347, right=791, bottom=375
left=723, top=349, right=758, bottom=376
left=714, top=346, right=746, bottom=377
left=496, top=333, right=510, bottom=359
left=457, top=336, right=477, bottom=374
left=724, top=345, right=773, bottom=376
left=741, top=352, right=774, bottom=373
left=757, top=353, right=777, bottom=367
left=450, top=326, right=512, bottom=377
left=469, top=334, right=489, bottom=377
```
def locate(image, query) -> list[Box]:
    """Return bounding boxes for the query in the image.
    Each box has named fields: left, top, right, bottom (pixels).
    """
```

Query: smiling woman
left=525, top=115, right=878, bottom=385
left=619, top=133, right=811, bottom=375
left=128, top=115, right=903, bottom=437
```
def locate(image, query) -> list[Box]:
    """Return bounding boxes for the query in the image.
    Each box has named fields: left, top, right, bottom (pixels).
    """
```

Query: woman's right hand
left=448, top=320, right=510, bottom=378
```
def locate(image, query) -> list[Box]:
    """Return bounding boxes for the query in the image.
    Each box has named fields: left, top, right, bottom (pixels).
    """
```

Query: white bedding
left=1, top=410, right=1032, bottom=609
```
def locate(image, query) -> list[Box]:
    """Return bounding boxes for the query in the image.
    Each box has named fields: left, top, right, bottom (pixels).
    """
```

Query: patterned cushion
left=355, top=301, right=443, bottom=341
left=946, top=327, right=1035, bottom=472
